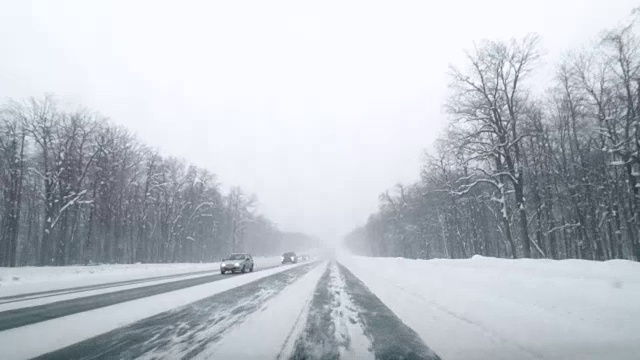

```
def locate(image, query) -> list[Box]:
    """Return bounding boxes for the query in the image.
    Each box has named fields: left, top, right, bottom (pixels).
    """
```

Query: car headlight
left=281, top=256, right=284, bottom=261
left=234, top=262, right=240, bottom=267
left=220, top=263, right=225, bottom=267
left=291, top=257, right=294, bottom=261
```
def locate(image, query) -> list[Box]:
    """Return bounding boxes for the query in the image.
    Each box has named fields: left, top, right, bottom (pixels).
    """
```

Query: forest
left=0, top=96, right=317, bottom=267
left=345, top=14, right=640, bottom=261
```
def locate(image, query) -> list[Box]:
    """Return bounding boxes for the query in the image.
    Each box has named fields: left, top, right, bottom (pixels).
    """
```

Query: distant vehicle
left=298, top=254, right=310, bottom=262
left=281, top=252, right=297, bottom=264
left=220, top=253, right=254, bottom=274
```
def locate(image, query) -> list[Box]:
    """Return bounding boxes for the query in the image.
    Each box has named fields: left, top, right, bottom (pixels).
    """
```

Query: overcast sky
left=0, top=0, right=637, bottom=242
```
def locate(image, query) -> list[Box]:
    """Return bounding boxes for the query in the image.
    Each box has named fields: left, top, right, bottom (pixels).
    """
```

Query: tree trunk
left=514, top=180, right=531, bottom=258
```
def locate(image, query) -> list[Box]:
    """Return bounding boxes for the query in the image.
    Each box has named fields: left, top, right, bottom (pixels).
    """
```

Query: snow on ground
left=341, top=254, right=640, bottom=360
left=0, top=269, right=241, bottom=312
left=200, top=262, right=328, bottom=359
left=193, top=260, right=375, bottom=359
left=288, top=262, right=382, bottom=359
left=0, top=261, right=305, bottom=360
left=0, top=256, right=281, bottom=297
left=328, top=262, right=374, bottom=360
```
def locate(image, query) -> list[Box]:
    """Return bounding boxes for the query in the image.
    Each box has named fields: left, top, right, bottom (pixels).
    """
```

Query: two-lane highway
left=0, top=268, right=221, bottom=305
left=0, top=264, right=280, bottom=331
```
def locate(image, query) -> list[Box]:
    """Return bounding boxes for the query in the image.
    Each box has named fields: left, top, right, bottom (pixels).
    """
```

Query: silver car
left=220, top=253, right=254, bottom=274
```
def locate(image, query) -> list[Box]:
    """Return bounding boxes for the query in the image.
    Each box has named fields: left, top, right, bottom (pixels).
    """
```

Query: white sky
left=0, top=0, right=636, bottom=242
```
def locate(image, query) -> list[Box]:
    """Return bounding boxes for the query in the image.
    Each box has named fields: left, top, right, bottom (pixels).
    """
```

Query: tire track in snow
left=277, top=290, right=315, bottom=360
left=201, top=262, right=328, bottom=359
left=34, top=263, right=317, bottom=360
left=290, top=264, right=341, bottom=360
left=276, top=264, right=330, bottom=360
left=290, top=262, right=375, bottom=359
left=292, top=261, right=438, bottom=359
left=331, top=262, right=374, bottom=360
left=338, top=263, right=441, bottom=360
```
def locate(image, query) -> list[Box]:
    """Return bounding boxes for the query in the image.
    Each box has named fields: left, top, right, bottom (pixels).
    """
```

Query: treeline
left=0, top=96, right=316, bottom=267
left=345, top=14, right=640, bottom=261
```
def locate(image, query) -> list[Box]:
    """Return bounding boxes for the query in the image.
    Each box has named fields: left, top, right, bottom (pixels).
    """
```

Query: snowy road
left=0, top=268, right=222, bottom=305
left=36, top=263, right=320, bottom=360
left=0, top=265, right=281, bottom=331
left=0, top=259, right=440, bottom=360
left=1, top=255, right=638, bottom=359
left=25, top=261, right=438, bottom=360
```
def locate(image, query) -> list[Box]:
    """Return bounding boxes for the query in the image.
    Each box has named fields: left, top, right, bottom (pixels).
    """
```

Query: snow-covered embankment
left=342, top=254, right=640, bottom=360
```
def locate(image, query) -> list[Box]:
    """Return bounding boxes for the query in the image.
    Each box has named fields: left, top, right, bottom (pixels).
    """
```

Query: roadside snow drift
left=342, top=254, right=640, bottom=360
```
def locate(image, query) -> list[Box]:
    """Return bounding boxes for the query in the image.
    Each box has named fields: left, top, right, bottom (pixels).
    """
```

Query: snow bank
left=342, top=254, right=640, bottom=360
left=0, top=257, right=281, bottom=297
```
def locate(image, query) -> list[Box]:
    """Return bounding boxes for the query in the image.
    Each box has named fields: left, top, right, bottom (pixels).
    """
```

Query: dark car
left=220, top=253, right=254, bottom=274
left=281, top=252, right=297, bottom=264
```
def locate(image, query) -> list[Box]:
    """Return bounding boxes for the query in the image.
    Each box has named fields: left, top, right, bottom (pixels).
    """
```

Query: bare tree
left=0, top=96, right=312, bottom=267
left=446, top=35, right=540, bottom=258
left=347, top=13, right=640, bottom=263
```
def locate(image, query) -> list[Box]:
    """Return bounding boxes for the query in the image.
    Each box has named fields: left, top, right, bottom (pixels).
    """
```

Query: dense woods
left=345, top=15, right=640, bottom=261
left=0, top=96, right=316, bottom=266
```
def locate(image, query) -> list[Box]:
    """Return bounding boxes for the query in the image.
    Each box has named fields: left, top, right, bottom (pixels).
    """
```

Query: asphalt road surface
left=0, top=268, right=223, bottom=305
left=0, top=264, right=280, bottom=331
left=2, top=261, right=442, bottom=360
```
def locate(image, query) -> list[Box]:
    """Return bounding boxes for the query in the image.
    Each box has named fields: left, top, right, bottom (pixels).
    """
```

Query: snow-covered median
left=0, top=257, right=281, bottom=297
left=341, top=254, right=640, bottom=360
